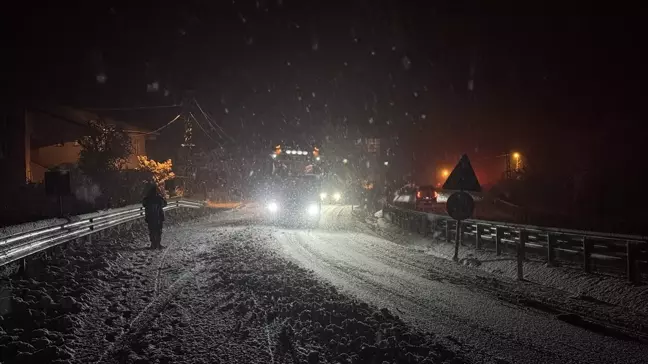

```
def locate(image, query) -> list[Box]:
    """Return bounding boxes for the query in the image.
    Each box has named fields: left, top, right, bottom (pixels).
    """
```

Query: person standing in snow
left=143, top=184, right=167, bottom=249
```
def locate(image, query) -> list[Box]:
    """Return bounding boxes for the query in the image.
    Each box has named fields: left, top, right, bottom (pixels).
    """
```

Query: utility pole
left=181, top=114, right=196, bottom=196
left=504, top=152, right=512, bottom=180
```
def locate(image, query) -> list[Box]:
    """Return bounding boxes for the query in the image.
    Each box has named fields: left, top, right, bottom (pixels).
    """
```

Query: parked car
left=393, top=184, right=438, bottom=211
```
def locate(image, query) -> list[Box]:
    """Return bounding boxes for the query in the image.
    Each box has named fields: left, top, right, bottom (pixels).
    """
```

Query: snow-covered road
left=3, top=205, right=647, bottom=364
left=271, top=205, right=648, bottom=364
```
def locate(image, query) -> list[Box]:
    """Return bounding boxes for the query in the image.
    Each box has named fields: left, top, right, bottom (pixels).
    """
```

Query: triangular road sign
left=442, top=154, right=481, bottom=192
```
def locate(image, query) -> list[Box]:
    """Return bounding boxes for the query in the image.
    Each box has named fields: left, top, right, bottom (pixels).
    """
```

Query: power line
left=125, top=113, right=182, bottom=135
left=84, top=104, right=182, bottom=111
left=189, top=112, right=222, bottom=148
left=193, top=99, right=234, bottom=142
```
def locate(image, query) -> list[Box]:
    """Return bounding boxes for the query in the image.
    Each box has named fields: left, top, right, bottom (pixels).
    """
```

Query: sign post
left=443, top=154, right=481, bottom=262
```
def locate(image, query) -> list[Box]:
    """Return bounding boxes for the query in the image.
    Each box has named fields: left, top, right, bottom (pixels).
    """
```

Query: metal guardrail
left=382, top=204, right=648, bottom=283
left=0, top=199, right=205, bottom=268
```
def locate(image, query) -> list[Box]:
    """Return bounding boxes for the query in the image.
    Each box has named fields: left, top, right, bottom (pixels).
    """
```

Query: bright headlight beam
left=267, top=202, right=279, bottom=212
left=320, top=192, right=327, bottom=200
left=333, top=192, right=341, bottom=201
left=307, top=203, right=319, bottom=216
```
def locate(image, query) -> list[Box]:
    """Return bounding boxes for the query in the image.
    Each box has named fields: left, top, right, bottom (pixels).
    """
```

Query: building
left=1, top=104, right=154, bottom=185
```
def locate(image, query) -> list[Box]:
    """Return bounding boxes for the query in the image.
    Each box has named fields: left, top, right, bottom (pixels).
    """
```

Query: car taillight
left=417, top=191, right=421, bottom=199
left=434, top=191, right=438, bottom=199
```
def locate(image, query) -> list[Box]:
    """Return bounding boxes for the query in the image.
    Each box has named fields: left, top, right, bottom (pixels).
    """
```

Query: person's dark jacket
left=143, top=193, right=167, bottom=224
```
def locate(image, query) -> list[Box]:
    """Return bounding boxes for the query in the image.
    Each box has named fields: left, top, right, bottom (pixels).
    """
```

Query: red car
left=415, top=185, right=438, bottom=211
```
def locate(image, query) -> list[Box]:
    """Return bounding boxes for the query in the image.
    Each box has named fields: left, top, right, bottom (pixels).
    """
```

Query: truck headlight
left=267, top=202, right=279, bottom=213
left=320, top=192, right=327, bottom=200
left=333, top=192, right=341, bottom=201
left=307, top=203, right=319, bottom=216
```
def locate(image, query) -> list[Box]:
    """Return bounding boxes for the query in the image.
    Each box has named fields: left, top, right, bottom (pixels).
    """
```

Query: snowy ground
left=2, top=205, right=648, bottom=364
left=369, top=211, right=648, bottom=325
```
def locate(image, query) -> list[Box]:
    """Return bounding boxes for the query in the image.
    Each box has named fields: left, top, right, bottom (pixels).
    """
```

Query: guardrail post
left=546, top=233, right=555, bottom=266
left=627, top=242, right=639, bottom=284
left=17, top=258, right=27, bottom=276
left=517, top=229, right=528, bottom=280
left=420, top=215, right=428, bottom=236
left=495, top=227, right=503, bottom=256
left=410, top=214, right=418, bottom=232
left=583, top=237, right=592, bottom=273
left=476, top=224, right=482, bottom=250
left=87, top=218, right=94, bottom=244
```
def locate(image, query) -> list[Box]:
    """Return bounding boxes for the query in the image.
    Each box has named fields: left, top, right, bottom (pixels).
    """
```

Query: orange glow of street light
left=512, top=152, right=520, bottom=159
left=441, top=169, right=450, bottom=178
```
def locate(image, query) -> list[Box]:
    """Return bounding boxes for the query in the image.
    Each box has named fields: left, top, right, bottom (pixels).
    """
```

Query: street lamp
left=512, top=152, right=522, bottom=171
left=343, top=158, right=348, bottom=164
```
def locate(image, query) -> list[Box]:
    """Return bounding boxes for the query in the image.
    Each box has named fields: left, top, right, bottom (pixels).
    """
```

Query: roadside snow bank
left=0, top=207, right=222, bottom=364
left=369, top=214, right=648, bottom=318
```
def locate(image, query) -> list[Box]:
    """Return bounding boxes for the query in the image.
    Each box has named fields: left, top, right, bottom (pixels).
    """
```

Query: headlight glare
left=333, top=192, right=342, bottom=201
left=307, top=203, right=319, bottom=216
left=267, top=202, right=279, bottom=213
left=320, top=192, right=327, bottom=200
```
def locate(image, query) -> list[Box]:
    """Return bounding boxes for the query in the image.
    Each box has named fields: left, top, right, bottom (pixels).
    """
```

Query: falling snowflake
left=371, top=50, right=376, bottom=56
left=239, top=13, right=246, bottom=23
left=297, top=96, right=302, bottom=101
left=386, top=119, right=392, bottom=125
left=368, top=117, right=374, bottom=124
left=468, top=79, right=474, bottom=91
left=224, top=108, right=229, bottom=114
left=246, top=37, right=254, bottom=45
left=96, top=73, right=107, bottom=84
left=164, top=89, right=170, bottom=97
left=311, top=92, right=316, bottom=98
left=413, top=91, right=419, bottom=98
left=389, top=101, right=395, bottom=106
left=343, top=62, right=348, bottom=66
left=402, top=56, right=412, bottom=70
left=286, top=61, right=291, bottom=66
left=391, top=45, right=396, bottom=51
left=312, top=40, right=319, bottom=51
left=421, top=114, right=427, bottom=119
left=147, top=81, right=159, bottom=92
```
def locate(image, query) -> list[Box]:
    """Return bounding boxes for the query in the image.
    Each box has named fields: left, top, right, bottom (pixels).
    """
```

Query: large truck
left=261, top=146, right=323, bottom=227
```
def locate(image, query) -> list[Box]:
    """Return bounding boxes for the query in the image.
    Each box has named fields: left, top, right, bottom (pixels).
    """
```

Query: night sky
left=7, top=2, right=642, bottom=184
